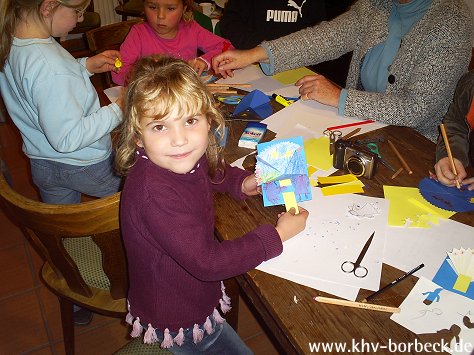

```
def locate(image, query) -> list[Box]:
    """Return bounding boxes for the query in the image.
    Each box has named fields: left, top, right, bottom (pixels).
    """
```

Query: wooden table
left=214, top=118, right=474, bottom=354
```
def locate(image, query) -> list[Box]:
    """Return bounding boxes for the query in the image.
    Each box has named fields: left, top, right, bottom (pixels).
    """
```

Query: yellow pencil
left=314, top=296, right=400, bottom=313
left=440, top=124, right=461, bottom=189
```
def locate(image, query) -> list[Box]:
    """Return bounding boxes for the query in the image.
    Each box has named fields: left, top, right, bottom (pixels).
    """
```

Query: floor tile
left=245, top=333, right=280, bottom=355
left=0, top=208, right=24, bottom=250
left=237, top=297, right=264, bottom=340
left=0, top=291, right=49, bottom=354
left=0, top=244, right=35, bottom=299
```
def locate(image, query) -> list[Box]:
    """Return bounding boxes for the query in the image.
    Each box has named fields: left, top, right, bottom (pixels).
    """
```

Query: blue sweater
left=0, top=37, right=122, bottom=166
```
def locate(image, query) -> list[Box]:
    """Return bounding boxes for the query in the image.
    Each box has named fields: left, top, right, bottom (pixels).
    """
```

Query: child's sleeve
left=111, top=26, right=142, bottom=86
left=211, top=164, right=252, bottom=200
left=194, top=22, right=233, bottom=66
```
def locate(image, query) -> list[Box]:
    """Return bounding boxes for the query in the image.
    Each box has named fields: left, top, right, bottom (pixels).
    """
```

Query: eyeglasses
left=56, top=0, right=90, bottom=18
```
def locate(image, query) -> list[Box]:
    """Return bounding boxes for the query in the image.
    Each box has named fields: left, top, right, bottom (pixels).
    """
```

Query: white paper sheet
left=103, top=86, right=123, bottom=103
left=256, top=188, right=389, bottom=295
left=391, top=277, right=474, bottom=354
left=383, top=219, right=474, bottom=280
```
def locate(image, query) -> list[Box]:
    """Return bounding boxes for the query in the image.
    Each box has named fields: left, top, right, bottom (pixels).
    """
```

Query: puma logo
left=287, top=0, right=307, bottom=18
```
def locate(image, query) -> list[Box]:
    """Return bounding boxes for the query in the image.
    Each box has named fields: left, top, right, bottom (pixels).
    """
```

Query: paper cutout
left=447, top=249, right=474, bottom=293
left=304, top=137, right=333, bottom=171
left=318, top=174, right=357, bottom=184
left=256, top=136, right=312, bottom=207
left=282, top=191, right=298, bottom=213
left=321, top=180, right=364, bottom=196
left=233, top=89, right=273, bottom=119
left=419, top=177, right=474, bottom=212
left=433, top=254, right=474, bottom=300
left=391, top=277, right=474, bottom=355
left=383, top=185, right=455, bottom=228
left=272, top=67, right=315, bottom=85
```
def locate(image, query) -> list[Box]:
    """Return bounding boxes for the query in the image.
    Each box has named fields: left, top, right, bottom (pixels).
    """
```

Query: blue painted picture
left=256, top=136, right=312, bottom=208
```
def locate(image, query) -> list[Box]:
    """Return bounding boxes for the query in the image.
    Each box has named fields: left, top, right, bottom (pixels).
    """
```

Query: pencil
left=391, top=167, right=404, bottom=179
left=314, top=296, right=400, bottom=313
left=439, top=124, right=461, bottom=189
left=341, top=127, right=361, bottom=140
left=326, top=120, right=374, bottom=131
left=211, top=90, right=238, bottom=95
left=361, top=263, right=424, bottom=303
left=387, top=140, right=412, bottom=174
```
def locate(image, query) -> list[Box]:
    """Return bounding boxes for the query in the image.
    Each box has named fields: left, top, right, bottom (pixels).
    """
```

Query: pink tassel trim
left=219, top=298, right=232, bottom=314
left=192, top=324, right=204, bottom=344
left=174, top=328, right=185, bottom=346
left=125, top=312, right=134, bottom=325
left=130, top=317, right=143, bottom=338
left=220, top=282, right=232, bottom=305
left=161, top=328, right=174, bottom=348
left=143, top=324, right=158, bottom=344
left=213, top=308, right=225, bottom=324
left=204, top=316, right=214, bottom=335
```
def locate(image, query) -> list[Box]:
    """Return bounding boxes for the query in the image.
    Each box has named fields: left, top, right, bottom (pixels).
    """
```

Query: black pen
left=361, top=263, right=424, bottom=303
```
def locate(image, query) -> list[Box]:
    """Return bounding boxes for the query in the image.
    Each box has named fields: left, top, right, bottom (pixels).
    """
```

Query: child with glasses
left=115, top=55, right=308, bottom=353
left=0, top=0, right=124, bottom=205
left=111, top=0, right=232, bottom=86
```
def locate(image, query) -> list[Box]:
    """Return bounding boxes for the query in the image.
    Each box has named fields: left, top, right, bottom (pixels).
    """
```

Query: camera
left=333, top=139, right=377, bottom=179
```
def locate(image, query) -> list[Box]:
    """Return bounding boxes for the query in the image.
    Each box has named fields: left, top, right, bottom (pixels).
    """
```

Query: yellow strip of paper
left=272, top=67, right=315, bottom=85
left=282, top=191, right=299, bottom=214
left=453, top=274, right=472, bottom=293
left=321, top=180, right=364, bottom=196
left=304, top=137, right=332, bottom=171
left=318, top=174, right=358, bottom=185
left=279, top=179, right=292, bottom=187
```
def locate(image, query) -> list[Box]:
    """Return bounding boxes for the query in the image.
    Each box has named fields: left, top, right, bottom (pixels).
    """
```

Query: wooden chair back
left=86, top=19, right=143, bottom=87
left=0, top=173, right=128, bottom=354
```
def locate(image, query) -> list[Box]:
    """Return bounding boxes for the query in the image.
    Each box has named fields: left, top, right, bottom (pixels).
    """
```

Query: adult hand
left=188, top=58, right=207, bottom=76
left=86, top=50, right=121, bottom=74
left=212, top=47, right=268, bottom=79
left=275, top=206, right=309, bottom=242
left=434, top=157, right=470, bottom=188
left=241, top=174, right=261, bottom=196
left=296, top=74, right=342, bottom=107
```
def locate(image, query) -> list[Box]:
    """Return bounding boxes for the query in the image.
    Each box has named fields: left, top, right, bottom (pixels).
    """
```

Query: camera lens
left=346, top=157, right=365, bottom=177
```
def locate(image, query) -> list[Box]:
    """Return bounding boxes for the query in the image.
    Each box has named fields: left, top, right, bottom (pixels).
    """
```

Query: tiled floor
left=0, top=113, right=280, bottom=353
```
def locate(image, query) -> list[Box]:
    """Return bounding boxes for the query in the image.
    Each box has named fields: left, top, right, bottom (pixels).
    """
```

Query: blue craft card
left=234, top=90, right=273, bottom=119
left=256, top=136, right=312, bottom=207
left=432, top=257, right=474, bottom=300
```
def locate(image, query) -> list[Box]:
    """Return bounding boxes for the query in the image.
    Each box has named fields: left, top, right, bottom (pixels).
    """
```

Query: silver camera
left=333, top=140, right=377, bottom=179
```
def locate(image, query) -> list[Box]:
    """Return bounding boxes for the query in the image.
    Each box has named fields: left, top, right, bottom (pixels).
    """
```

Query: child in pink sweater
left=112, top=0, right=231, bottom=85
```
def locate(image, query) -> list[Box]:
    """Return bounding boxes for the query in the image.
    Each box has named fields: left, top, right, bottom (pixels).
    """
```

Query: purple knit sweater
left=120, top=151, right=282, bottom=332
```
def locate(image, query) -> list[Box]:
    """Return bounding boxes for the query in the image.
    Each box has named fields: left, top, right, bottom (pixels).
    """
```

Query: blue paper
left=419, top=177, right=474, bottom=212
left=432, top=257, right=474, bottom=300
left=256, top=136, right=312, bottom=207
left=234, top=90, right=273, bottom=119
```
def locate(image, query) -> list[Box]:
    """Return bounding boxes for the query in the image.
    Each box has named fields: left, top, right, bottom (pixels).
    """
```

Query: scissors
left=323, top=129, right=342, bottom=154
left=367, top=143, right=381, bottom=158
left=341, top=231, right=375, bottom=278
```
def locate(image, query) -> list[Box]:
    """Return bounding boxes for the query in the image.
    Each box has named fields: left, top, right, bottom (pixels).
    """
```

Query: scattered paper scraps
left=272, top=67, right=315, bottom=85
left=317, top=174, right=364, bottom=196
left=391, top=277, right=474, bottom=355
left=304, top=136, right=333, bottom=171
left=383, top=185, right=455, bottom=228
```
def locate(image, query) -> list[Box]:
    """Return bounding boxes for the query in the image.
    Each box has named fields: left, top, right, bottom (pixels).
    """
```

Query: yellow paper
left=321, top=180, right=364, bottom=196
left=279, top=179, right=292, bottom=187
left=470, top=197, right=474, bottom=203
left=453, top=274, right=472, bottom=293
left=282, top=191, right=299, bottom=214
left=304, top=137, right=332, bottom=171
left=383, top=186, right=455, bottom=228
left=310, top=179, right=319, bottom=187
left=307, top=166, right=317, bottom=176
left=272, top=67, right=315, bottom=85
left=318, top=174, right=357, bottom=185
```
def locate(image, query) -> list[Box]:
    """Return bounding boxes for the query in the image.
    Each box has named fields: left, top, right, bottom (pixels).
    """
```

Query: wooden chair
left=115, top=0, right=144, bottom=21
left=0, top=173, right=128, bottom=355
left=86, top=19, right=143, bottom=88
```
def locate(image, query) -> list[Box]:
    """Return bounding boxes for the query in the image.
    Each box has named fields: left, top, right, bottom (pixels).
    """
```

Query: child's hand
left=86, top=50, right=121, bottom=74
left=434, top=157, right=468, bottom=187
left=241, top=174, right=261, bottom=196
left=188, top=58, right=207, bottom=76
left=275, top=206, right=309, bottom=242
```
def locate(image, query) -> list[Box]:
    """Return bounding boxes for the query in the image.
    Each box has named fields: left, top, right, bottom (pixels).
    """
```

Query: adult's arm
left=436, top=71, right=474, bottom=166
